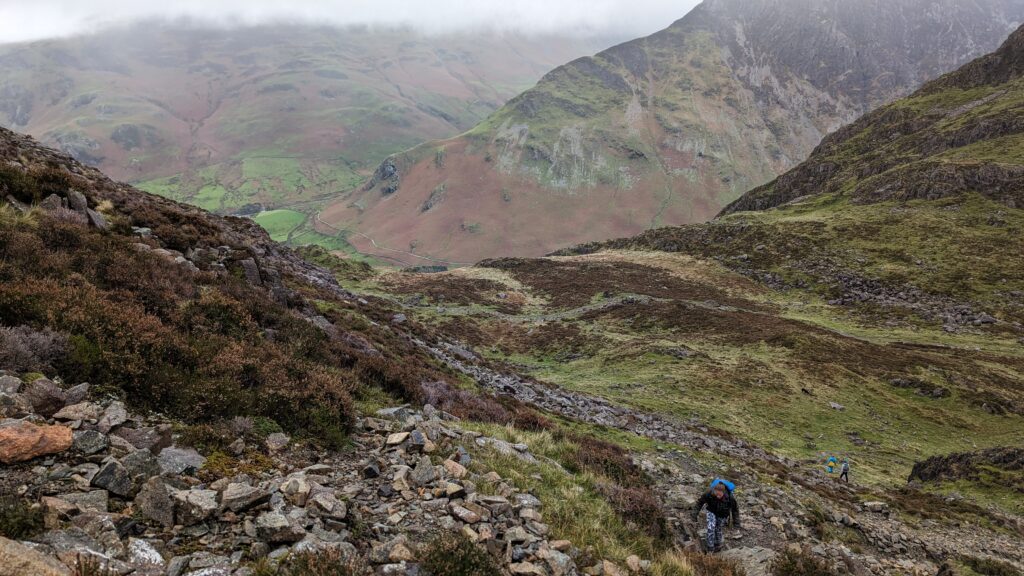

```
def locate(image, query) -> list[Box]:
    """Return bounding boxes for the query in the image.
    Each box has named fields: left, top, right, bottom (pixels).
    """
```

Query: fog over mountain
left=0, top=0, right=701, bottom=44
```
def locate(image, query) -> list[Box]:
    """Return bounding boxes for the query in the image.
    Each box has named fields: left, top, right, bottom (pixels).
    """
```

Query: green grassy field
left=253, top=209, right=306, bottom=242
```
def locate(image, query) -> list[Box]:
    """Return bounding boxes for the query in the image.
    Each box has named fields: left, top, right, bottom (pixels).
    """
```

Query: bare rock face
left=0, top=420, right=72, bottom=464
left=0, top=537, right=71, bottom=576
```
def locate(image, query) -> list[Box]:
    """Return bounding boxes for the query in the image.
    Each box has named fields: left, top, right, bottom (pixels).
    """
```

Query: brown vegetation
left=480, top=258, right=766, bottom=310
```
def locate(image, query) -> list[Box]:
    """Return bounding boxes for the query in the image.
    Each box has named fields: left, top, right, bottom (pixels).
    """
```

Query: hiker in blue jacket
left=691, top=479, right=741, bottom=553
left=826, top=456, right=838, bottom=474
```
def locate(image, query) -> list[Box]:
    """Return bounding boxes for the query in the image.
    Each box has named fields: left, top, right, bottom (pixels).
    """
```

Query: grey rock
left=513, top=493, right=542, bottom=509
left=376, top=406, right=412, bottom=421
left=255, top=511, right=306, bottom=544
left=134, top=478, right=175, bottom=527
left=166, top=556, right=191, bottom=576
left=173, top=489, right=218, bottom=526
left=57, top=490, right=108, bottom=513
left=121, top=449, right=161, bottom=489
left=264, top=433, right=290, bottom=454
left=239, top=258, right=262, bottom=286
left=126, top=538, right=164, bottom=568
left=718, top=547, right=778, bottom=576
left=72, top=430, right=109, bottom=455
left=97, top=401, right=128, bottom=433
left=22, top=378, right=67, bottom=417
left=54, top=402, right=102, bottom=422
left=0, top=375, right=21, bottom=394
left=410, top=456, right=436, bottom=487
left=220, top=483, right=271, bottom=513
left=67, top=190, right=88, bottom=213
left=91, top=460, right=132, bottom=497
left=0, top=392, right=32, bottom=418
left=306, top=492, right=347, bottom=520
left=86, top=209, right=108, bottom=231
left=362, top=463, right=381, bottom=479
left=281, top=475, right=311, bottom=506
left=158, top=447, right=206, bottom=475
left=112, top=426, right=171, bottom=454
left=64, top=383, right=90, bottom=405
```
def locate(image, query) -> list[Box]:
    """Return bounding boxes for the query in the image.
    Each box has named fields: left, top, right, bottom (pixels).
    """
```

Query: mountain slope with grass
left=0, top=23, right=613, bottom=234
left=323, top=0, right=1024, bottom=264
left=322, top=22, right=1024, bottom=573
left=3, top=57, right=1024, bottom=572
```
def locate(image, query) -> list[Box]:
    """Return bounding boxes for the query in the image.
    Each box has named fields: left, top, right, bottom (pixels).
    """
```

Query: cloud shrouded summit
left=0, top=0, right=701, bottom=44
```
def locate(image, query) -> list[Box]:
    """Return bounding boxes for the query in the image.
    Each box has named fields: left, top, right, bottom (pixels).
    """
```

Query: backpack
left=709, top=478, right=735, bottom=493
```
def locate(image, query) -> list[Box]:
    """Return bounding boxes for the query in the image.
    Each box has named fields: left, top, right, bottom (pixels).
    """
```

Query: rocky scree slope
left=0, top=374, right=647, bottom=576
left=324, top=0, right=1024, bottom=263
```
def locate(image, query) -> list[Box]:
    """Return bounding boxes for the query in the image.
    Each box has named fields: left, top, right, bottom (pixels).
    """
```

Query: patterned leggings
left=706, top=512, right=725, bottom=550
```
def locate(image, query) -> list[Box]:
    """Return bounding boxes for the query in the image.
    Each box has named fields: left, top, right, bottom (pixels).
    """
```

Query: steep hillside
left=324, top=0, right=1024, bottom=264
left=723, top=15, right=1024, bottom=214
left=329, top=23, right=1024, bottom=572
left=0, top=24, right=612, bottom=225
left=3, top=109, right=1024, bottom=574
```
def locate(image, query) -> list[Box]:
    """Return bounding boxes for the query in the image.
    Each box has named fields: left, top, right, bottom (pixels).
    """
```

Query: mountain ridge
left=0, top=23, right=615, bottom=219
left=323, top=0, right=1024, bottom=264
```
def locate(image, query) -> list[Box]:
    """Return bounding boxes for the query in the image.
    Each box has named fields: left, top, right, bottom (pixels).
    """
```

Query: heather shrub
left=598, top=483, right=669, bottom=541
left=0, top=200, right=360, bottom=445
left=0, top=496, right=44, bottom=539
left=681, top=551, right=748, bottom=576
left=961, top=556, right=1022, bottom=576
left=420, top=532, right=501, bottom=576
left=182, top=290, right=259, bottom=339
left=0, top=165, right=39, bottom=204
left=0, top=324, right=69, bottom=373
left=355, top=355, right=424, bottom=403
left=652, top=550, right=747, bottom=576
left=564, top=432, right=646, bottom=488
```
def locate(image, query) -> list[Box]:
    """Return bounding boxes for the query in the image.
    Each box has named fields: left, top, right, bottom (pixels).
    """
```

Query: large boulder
left=0, top=420, right=72, bottom=464
left=0, top=536, right=71, bottom=576
left=22, top=378, right=67, bottom=417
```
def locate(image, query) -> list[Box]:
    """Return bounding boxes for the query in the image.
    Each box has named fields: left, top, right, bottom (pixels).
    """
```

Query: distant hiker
left=826, top=456, right=838, bottom=474
left=839, top=459, right=850, bottom=483
left=692, top=479, right=740, bottom=553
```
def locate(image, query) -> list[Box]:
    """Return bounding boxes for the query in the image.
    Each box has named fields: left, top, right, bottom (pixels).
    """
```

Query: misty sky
left=0, top=0, right=703, bottom=44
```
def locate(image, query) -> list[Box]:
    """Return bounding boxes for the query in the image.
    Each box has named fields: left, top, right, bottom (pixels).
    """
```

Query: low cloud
left=0, top=0, right=700, bottom=44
